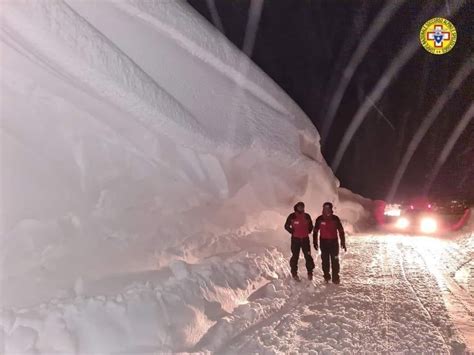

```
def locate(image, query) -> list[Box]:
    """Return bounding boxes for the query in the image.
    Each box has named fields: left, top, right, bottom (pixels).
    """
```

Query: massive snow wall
left=0, top=0, right=371, bottom=308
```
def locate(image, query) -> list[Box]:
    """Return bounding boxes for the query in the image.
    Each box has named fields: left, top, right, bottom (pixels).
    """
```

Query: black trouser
left=290, top=237, right=315, bottom=275
left=320, top=239, right=340, bottom=281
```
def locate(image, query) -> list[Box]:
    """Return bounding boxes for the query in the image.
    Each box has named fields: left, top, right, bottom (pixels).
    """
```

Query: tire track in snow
left=395, top=241, right=454, bottom=351
left=409, top=241, right=474, bottom=351
left=379, top=241, right=393, bottom=352
left=397, top=244, right=435, bottom=321
left=413, top=245, right=473, bottom=316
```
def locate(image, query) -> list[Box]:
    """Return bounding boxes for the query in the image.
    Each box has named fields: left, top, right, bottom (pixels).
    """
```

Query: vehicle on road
left=382, top=198, right=470, bottom=234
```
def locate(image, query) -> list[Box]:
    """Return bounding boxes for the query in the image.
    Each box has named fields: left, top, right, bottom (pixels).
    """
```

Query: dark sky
left=187, top=0, right=474, bottom=202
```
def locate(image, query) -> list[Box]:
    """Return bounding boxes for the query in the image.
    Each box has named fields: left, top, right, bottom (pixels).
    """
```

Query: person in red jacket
left=313, top=202, right=346, bottom=284
left=284, top=202, right=315, bottom=281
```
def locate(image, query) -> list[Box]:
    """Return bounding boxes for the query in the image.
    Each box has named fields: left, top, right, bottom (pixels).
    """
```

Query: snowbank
left=1, top=236, right=289, bottom=353
left=1, top=0, right=372, bottom=352
left=461, top=208, right=474, bottom=232
left=337, top=187, right=374, bottom=232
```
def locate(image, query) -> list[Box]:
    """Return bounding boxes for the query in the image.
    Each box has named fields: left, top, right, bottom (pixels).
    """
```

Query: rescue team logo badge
left=420, top=17, right=457, bottom=55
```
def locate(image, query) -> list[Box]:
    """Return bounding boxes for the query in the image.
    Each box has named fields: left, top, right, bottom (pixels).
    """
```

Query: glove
left=313, top=243, right=318, bottom=251
left=341, top=244, right=347, bottom=252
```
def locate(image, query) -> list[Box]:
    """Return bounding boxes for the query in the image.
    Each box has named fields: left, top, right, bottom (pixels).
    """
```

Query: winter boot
left=332, top=276, right=340, bottom=284
left=308, top=272, right=313, bottom=281
left=292, top=274, right=301, bottom=282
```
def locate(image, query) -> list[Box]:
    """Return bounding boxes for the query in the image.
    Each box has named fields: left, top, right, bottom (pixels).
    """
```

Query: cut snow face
left=1, top=0, right=369, bottom=308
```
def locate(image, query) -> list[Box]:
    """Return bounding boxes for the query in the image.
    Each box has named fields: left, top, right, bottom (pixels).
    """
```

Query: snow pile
left=0, top=0, right=373, bottom=352
left=337, top=187, right=374, bottom=233
left=1, top=236, right=289, bottom=353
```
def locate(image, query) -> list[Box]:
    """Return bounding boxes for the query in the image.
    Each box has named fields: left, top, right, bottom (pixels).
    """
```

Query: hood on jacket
left=294, top=201, right=305, bottom=212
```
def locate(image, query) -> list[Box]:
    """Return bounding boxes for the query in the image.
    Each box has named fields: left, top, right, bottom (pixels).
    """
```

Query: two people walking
left=285, top=202, right=346, bottom=283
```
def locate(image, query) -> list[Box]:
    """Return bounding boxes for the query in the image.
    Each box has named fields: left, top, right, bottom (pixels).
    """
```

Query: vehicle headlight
left=420, top=217, right=437, bottom=233
left=384, top=204, right=401, bottom=217
left=395, top=217, right=410, bottom=229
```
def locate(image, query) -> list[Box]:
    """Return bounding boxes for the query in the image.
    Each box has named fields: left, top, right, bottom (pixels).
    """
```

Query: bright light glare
left=395, top=217, right=410, bottom=229
left=420, top=217, right=437, bottom=233
left=384, top=204, right=401, bottom=216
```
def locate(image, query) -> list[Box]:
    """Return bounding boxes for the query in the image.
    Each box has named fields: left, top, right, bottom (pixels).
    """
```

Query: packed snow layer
left=0, top=0, right=378, bottom=352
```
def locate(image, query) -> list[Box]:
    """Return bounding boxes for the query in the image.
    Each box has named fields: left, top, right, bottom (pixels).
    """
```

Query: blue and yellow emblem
left=420, top=17, right=457, bottom=55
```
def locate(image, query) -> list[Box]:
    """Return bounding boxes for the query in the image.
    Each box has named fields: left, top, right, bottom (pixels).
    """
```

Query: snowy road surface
left=2, top=233, right=472, bottom=353
left=195, top=234, right=473, bottom=354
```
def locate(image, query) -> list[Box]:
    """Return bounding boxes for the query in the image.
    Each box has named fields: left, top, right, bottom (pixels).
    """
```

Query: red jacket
left=313, top=214, right=345, bottom=243
left=285, top=212, right=313, bottom=238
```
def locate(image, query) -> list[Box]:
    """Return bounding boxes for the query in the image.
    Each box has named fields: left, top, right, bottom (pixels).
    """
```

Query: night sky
left=187, top=0, right=474, bottom=202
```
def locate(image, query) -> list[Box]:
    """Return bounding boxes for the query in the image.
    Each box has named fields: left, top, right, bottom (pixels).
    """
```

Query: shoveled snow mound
left=1, top=0, right=373, bottom=352
left=1, top=233, right=290, bottom=353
